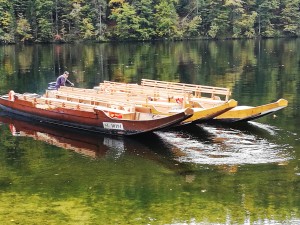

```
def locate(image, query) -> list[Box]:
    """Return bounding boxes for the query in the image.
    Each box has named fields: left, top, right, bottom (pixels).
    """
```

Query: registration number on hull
left=103, top=122, right=124, bottom=130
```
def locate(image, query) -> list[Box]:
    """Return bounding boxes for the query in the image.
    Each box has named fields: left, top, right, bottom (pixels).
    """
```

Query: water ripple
left=156, top=124, right=293, bottom=165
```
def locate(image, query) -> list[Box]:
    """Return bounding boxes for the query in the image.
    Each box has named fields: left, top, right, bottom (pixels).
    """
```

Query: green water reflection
left=0, top=117, right=299, bottom=224
left=0, top=39, right=300, bottom=224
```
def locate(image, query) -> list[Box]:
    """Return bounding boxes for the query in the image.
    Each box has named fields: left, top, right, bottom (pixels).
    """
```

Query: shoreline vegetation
left=1, top=0, right=300, bottom=44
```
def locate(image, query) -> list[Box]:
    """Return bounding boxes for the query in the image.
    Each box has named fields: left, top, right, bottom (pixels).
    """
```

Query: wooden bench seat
left=141, top=79, right=231, bottom=101
left=54, top=85, right=190, bottom=107
left=50, top=91, right=134, bottom=107
left=100, top=81, right=191, bottom=97
left=39, top=97, right=96, bottom=111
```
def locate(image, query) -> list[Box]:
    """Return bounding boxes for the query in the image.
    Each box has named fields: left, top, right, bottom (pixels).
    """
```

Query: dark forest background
left=1, top=0, right=300, bottom=43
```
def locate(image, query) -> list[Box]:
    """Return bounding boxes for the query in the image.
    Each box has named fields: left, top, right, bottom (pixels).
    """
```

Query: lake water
left=0, top=39, right=299, bottom=225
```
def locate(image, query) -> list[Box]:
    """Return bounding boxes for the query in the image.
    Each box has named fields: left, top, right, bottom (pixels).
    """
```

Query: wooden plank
left=141, top=80, right=229, bottom=97
left=45, top=91, right=142, bottom=115
left=19, top=94, right=96, bottom=112
left=101, top=81, right=189, bottom=96
left=99, top=80, right=229, bottom=101
left=141, top=79, right=230, bottom=92
left=57, top=90, right=180, bottom=107
left=49, top=87, right=160, bottom=105
left=52, top=91, right=135, bottom=108
left=141, top=79, right=231, bottom=101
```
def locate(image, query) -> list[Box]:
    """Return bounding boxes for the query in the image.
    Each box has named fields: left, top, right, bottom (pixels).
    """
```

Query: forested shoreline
left=1, top=0, right=300, bottom=44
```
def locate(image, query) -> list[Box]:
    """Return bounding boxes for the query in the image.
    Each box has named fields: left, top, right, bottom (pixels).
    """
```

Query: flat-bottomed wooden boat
left=0, top=91, right=193, bottom=136
left=99, top=79, right=288, bottom=123
left=211, top=98, right=288, bottom=122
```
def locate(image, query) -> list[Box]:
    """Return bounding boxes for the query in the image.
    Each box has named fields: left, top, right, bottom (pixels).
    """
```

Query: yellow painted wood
left=215, top=99, right=288, bottom=121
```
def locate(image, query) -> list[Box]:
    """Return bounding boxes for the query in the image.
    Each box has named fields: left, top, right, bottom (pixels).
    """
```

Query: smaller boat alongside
left=0, top=90, right=193, bottom=136
left=100, top=79, right=288, bottom=123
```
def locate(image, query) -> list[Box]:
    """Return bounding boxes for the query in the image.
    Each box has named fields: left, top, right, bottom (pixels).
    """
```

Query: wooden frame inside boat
left=141, top=79, right=232, bottom=101
left=46, top=86, right=238, bottom=125
left=96, top=80, right=288, bottom=123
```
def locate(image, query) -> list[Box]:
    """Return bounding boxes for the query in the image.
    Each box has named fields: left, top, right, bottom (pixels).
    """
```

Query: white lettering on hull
left=103, top=122, right=124, bottom=130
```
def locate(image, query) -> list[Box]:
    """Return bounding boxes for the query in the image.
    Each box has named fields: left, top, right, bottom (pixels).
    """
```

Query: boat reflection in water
left=0, top=112, right=194, bottom=175
left=2, top=114, right=114, bottom=159
left=0, top=112, right=292, bottom=175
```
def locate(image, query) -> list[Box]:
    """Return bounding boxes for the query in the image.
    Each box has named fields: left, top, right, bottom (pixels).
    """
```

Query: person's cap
left=64, top=71, right=69, bottom=75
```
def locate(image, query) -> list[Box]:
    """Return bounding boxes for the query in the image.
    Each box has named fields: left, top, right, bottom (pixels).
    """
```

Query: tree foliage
left=0, top=0, right=15, bottom=43
left=0, top=0, right=300, bottom=43
left=16, top=15, right=33, bottom=42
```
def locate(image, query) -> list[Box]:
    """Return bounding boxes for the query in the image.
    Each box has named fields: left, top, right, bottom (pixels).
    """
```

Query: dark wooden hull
left=0, top=96, right=192, bottom=136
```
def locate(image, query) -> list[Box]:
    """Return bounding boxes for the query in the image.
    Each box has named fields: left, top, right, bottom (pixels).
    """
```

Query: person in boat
left=55, top=71, right=74, bottom=90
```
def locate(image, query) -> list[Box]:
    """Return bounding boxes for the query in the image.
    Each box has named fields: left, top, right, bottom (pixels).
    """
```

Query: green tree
left=180, top=15, right=202, bottom=37
left=280, top=0, right=300, bottom=36
left=154, top=0, right=179, bottom=38
left=109, top=1, right=141, bottom=39
left=35, top=0, right=54, bottom=41
left=16, top=15, right=33, bottom=42
left=224, top=0, right=245, bottom=37
left=176, top=0, right=202, bottom=37
left=196, top=0, right=213, bottom=36
left=207, top=1, right=230, bottom=38
left=257, top=0, right=280, bottom=37
left=224, top=0, right=258, bottom=38
left=91, top=0, right=107, bottom=40
left=133, top=0, right=156, bottom=40
left=70, top=2, right=83, bottom=37
left=0, top=0, right=15, bottom=43
left=53, top=0, right=72, bottom=41
left=1, top=0, right=300, bottom=42
left=234, top=11, right=257, bottom=38
left=80, top=18, right=95, bottom=39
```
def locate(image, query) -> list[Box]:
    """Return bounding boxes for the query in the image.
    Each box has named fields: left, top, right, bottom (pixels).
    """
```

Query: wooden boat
left=49, top=86, right=237, bottom=125
left=141, top=79, right=289, bottom=122
left=99, top=79, right=288, bottom=123
left=0, top=91, right=193, bottom=136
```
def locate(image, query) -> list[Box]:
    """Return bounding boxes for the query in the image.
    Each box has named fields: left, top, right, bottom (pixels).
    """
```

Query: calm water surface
left=0, top=39, right=299, bottom=224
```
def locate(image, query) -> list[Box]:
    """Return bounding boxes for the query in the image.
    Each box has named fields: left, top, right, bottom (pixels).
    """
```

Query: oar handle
left=66, top=79, right=74, bottom=86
